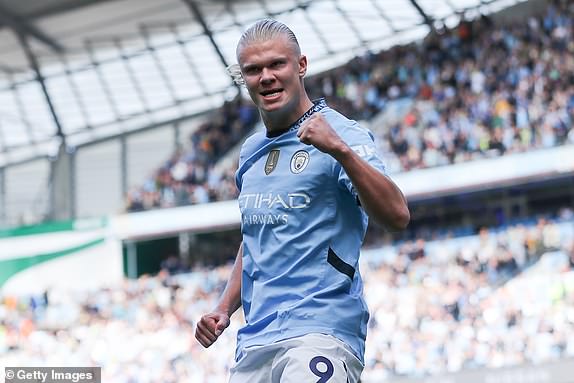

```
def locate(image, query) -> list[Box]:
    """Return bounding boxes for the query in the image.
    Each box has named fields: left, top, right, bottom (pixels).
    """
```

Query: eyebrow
left=242, top=63, right=259, bottom=72
left=241, top=56, right=289, bottom=71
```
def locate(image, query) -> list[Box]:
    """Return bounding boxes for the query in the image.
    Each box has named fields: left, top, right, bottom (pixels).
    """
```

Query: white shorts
left=228, top=333, right=364, bottom=383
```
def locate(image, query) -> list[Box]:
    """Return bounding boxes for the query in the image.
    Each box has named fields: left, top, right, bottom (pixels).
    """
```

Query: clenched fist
left=195, top=311, right=230, bottom=348
left=297, top=113, right=347, bottom=155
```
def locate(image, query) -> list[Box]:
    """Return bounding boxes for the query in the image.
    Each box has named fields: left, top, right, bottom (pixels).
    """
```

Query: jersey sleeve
left=235, top=131, right=267, bottom=192
left=235, top=145, right=247, bottom=192
left=335, top=121, right=387, bottom=199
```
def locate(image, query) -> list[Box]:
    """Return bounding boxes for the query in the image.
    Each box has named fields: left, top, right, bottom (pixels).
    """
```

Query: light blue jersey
left=234, top=99, right=386, bottom=364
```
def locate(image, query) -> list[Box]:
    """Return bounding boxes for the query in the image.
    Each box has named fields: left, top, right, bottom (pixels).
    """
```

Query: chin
left=261, top=95, right=295, bottom=112
left=259, top=101, right=285, bottom=113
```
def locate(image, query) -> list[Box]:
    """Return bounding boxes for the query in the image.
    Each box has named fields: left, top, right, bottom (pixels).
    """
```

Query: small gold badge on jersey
left=265, top=149, right=280, bottom=175
left=290, top=150, right=310, bottom=174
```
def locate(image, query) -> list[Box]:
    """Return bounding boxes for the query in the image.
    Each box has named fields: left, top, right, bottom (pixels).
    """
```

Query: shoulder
left=321, top=107, right=374, bottom=141
left=239, top=130, right=267, bottom=159
left=320, top=107, right=354, bottom=128
left=236, top=130, right=268, bottom=190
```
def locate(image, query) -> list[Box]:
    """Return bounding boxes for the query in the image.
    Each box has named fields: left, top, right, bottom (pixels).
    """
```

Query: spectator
left=127, top=1, right=574, bottom=212
left=1, top=215, right=572, bottom=381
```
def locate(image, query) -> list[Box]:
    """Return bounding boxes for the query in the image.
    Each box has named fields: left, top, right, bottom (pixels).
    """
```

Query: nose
left=260, top=67, right=275, bottom=85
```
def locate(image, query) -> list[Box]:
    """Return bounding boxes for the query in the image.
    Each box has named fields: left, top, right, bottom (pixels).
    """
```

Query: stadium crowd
left=309, top=0, right=574, bottom=173
left=126, top=1, right=574, bottom=211
left=361, top=216, right=574, bottom=380
left=2, top=2, right=573, bottom=383
left=125, top=97, right=258, bottom=212
left=1, top=216, right=573, bottom=382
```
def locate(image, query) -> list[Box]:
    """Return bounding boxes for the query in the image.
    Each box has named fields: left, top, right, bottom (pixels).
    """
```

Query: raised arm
left=297, top=113, right=410, bottom=231
left=331, top=144, right=409, bottom=230
left=195, top=242, right=243, bottom=348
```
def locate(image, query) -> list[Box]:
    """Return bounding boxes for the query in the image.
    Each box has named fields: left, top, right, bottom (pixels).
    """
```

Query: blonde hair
left=227, top=19, right=301, bottom=85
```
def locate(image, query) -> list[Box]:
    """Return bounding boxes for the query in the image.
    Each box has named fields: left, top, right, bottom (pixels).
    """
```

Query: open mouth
left=260, top=88, right=283, bottom=98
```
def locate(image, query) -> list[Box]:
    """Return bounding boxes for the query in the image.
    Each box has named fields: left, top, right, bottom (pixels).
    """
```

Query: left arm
left=298, top=113, right=410, bottom=231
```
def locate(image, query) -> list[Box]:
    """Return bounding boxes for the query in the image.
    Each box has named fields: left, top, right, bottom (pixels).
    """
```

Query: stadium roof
left=0, top=0, right=528, bottom=167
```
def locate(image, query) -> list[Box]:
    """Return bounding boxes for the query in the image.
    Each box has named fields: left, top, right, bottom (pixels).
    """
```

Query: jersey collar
left=289, top=98, right=327, bottom=133
left=266, top=98, right=328, bottom=138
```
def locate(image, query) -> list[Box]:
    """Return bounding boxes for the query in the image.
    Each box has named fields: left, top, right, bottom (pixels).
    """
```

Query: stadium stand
left=1, top=213, right=572, bottom=382
left=1, top=1, right=573, bottom=382
left=124, top=97, right=258, bottom=212
left=126, top=0, right=574, bottom=211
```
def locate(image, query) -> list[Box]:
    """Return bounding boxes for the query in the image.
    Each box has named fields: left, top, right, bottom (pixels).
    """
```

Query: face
left=238, top=35, right=308, bottom=123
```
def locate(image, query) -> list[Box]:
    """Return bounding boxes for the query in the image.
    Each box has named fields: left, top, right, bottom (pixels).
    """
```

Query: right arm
left=195, top=242, right=243, bottom=348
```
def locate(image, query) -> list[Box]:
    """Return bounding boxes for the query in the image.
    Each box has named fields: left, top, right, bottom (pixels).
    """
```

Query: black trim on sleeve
left=327, top=248, right=356, bottom=280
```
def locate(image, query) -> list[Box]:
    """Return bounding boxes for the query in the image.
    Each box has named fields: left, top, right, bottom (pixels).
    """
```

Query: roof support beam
left=181, top=0, right=242, bottom=92
left=0, top=3, right=64, bottom=53
left=333, top=0, right=367, bottom=48
left=181, top=0, right=231, bottom=69
left=17, top=32, right=65, bottom=141
left=223, top=0, right=242, bottom=28
left=368, top=0, right=397, bottom=33
left=23, top=0, right=117, bottom=20
left=294, top=0, right=334, bottom=55
left=407, top=0, right=435, bottom=29
left=168, top=23, right=210, bottom=96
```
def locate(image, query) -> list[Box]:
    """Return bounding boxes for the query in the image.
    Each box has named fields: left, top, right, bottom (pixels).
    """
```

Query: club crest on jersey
left=290, top=150, right=310, bottom=174
left=264, top=149, right=280, bottom=175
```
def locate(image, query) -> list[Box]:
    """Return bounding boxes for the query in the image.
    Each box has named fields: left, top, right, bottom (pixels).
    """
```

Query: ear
left=298, top=55, right=308, bottom=77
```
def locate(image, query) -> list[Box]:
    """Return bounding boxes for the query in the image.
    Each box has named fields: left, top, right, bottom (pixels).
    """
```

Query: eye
left=243, top=66, right=260, bottom=76
left=271, top=60, right=286, bottom=68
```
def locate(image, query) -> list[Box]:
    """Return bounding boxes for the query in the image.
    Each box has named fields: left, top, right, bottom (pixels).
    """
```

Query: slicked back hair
left=236, top=19, right=301, bottom=60
left=227, top=19, right=301, bottom=85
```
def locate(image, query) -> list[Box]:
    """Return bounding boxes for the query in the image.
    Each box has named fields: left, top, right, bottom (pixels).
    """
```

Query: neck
left=263, top=96, right=314, bottom=135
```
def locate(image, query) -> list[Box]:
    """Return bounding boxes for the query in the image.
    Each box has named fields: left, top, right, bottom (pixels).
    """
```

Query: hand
left=195, top=311, right=230, bottom=348
left=297, top=113, right=347, bottom=155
